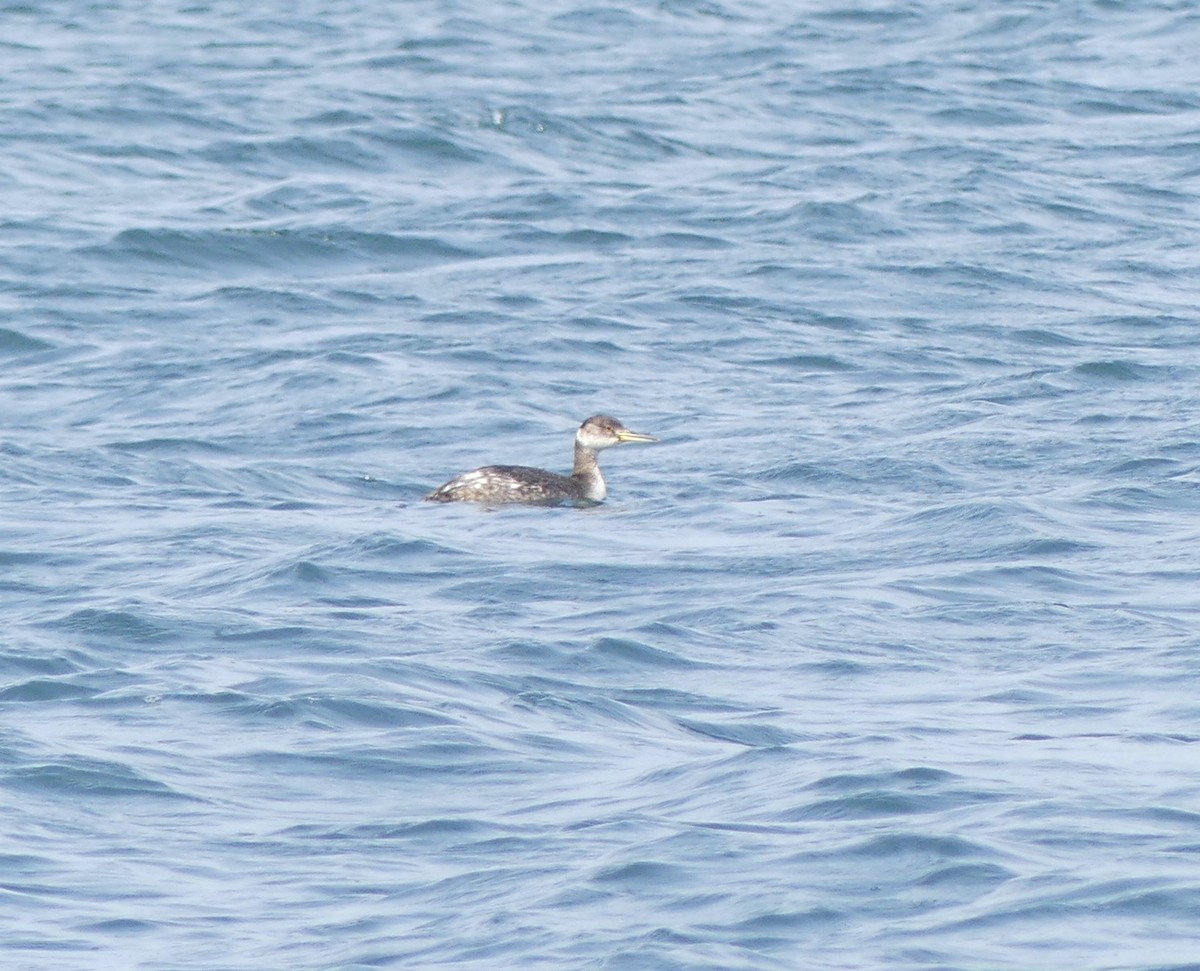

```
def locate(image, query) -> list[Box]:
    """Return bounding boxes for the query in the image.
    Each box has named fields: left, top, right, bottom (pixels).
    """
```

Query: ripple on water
left=88, top=227, right=477, bottom=279
left=6, top=757, right=194, bottom=800
left=0, top=327, right=54, bottom=354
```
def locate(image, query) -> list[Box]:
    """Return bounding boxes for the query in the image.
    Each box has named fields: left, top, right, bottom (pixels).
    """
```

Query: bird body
left=424, top=415, right=657, bottom=505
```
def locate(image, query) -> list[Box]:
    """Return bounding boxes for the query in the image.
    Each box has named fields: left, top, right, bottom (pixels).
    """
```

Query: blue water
left=3, top=2, right=1200, bottom=968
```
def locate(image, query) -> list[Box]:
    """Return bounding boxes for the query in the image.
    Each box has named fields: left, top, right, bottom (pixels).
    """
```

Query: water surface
left=2, top=2, right=1199, bottom=968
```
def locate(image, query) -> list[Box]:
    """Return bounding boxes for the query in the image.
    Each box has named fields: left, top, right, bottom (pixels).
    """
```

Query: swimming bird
left=424, top=415, right=657, bottom=505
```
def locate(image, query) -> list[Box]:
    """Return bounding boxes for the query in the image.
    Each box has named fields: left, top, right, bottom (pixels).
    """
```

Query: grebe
left=424, top=415, right=657, bottom=505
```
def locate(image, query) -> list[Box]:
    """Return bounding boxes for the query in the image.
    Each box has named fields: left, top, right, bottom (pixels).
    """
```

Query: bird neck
left=572, top=442, right=607, bottom=501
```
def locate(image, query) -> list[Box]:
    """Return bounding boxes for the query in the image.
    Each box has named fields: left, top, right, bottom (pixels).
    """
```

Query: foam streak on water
left=2, top=2, right=1200, bottom=969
